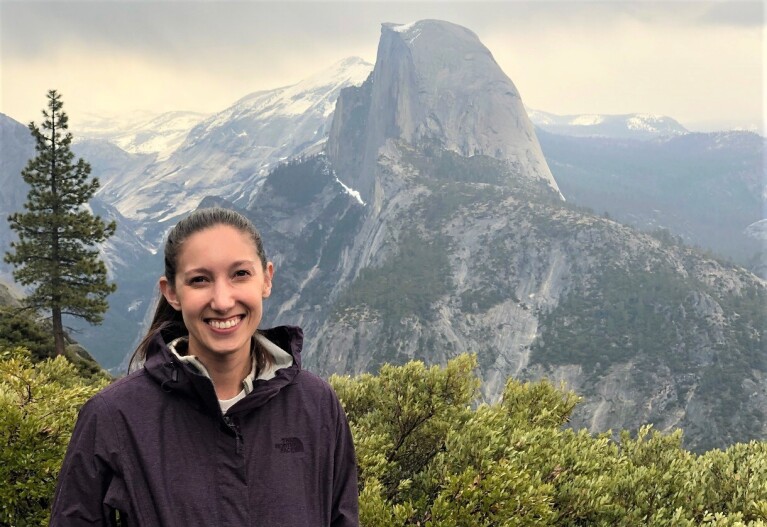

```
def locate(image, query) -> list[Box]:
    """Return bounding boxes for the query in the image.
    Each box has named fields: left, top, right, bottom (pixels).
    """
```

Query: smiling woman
left=158, top=225, right=274, bottom=398
left=49, top=207, right=359, bottom=526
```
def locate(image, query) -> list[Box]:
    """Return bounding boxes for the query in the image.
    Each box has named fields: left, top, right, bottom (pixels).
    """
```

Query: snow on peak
left=527, top=107, right=689, bottom=139
left=391, top=21, right=417, bottom=33
left=292, top=56, right=373, bottom=94
left=203, top=57, right=372, bottom=127
left=627, top=114, right=664, bottom=132
left=525, top=109, right=555, bottom=125
left=570, top=114, right=605, bottom=126
left=635, top=113, right=662, bottom=120
left=383, top=19, right=482, bottom=47
left=74, top=110, right=209, bottom=159
left=387, top=21, right=424, bottom=43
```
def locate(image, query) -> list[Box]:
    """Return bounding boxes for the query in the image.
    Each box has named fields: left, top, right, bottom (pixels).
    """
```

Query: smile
left=206, top=315, right=244, bottom=330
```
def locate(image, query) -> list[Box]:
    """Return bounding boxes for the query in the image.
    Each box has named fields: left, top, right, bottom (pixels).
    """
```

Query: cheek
left=175, top=290, right=206, bottom=317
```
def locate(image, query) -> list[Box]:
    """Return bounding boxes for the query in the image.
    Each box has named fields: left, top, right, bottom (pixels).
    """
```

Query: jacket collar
left=165, top=332, right=294, bottom=392
left=144, top=326, right=304, bottom=417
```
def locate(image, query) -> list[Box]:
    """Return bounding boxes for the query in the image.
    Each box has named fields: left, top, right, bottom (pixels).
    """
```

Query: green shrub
left=0, top=347, right=107, bottom=526
left=332, top=354, right=767, bottom=526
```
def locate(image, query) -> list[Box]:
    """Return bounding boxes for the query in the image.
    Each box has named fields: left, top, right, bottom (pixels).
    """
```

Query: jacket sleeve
left=50, top=395, right=121, bottom=527
left=330, top=396, right=359, bottom=527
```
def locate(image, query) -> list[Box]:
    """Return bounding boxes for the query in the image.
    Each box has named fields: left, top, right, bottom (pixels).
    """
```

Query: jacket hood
left=144, top=325, right=304, bottom=417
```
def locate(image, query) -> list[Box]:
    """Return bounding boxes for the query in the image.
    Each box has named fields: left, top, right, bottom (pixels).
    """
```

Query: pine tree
left=4, top=90, right=116, bottom=356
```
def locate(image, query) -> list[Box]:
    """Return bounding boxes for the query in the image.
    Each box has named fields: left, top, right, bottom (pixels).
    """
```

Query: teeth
left=208, top=317, right=241, bottom=329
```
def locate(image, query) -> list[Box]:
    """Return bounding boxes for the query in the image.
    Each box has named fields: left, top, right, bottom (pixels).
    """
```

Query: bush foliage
left=0, top=347, right=108, bottom=526
left=2, top=348, right=765, bottom=525
left=330, top=355, right=767, bottom=526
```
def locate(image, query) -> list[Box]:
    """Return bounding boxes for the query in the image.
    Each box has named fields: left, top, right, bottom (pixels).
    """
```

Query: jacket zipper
left=222, top=415, right=243, bottom=455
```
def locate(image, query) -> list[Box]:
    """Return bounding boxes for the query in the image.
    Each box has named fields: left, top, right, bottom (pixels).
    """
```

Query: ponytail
left=128, top=295, right=185, bottom=372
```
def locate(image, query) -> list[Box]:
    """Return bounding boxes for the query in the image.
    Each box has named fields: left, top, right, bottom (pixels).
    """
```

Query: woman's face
left=159, top=224, right=274, bottom=364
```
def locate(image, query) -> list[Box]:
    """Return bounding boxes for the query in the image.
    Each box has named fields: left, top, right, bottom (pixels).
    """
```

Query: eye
left=188, top=275, right=209, bottom=285
left=233, top=269, right=252, bottom=279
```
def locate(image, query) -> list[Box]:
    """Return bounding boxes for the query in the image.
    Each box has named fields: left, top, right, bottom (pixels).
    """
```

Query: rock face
left=248, top=142, right=766, bottom=452
left=327, top=20, right=560, bottom=202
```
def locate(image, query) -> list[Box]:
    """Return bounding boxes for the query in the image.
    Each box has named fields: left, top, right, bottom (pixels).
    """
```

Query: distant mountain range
left=537, top=128, right=765, bottom=269
left=0, top=19, right=764, bottom=451
left=527, top=108, right=689, bottom=139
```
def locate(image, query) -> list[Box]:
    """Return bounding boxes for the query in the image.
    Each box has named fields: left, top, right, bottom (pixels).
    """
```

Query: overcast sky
left=0, top=1, right=763, bottom=133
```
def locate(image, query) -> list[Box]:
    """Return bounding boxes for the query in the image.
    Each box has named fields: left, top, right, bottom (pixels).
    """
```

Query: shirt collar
left=167, top=334, right=294, bottom=395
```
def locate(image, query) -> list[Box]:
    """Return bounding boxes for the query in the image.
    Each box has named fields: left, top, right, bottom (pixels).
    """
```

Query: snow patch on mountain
left=75, top=111, right=210, bottom=161
left=392, top=21, right=417, bottom=33
left=571, top=115, right=605, bottom=126
left=528, top=108, right=689, bottom=139
left=335, top=175, right=366, bottom=205
left=202, top=57, right=372, bottom=129
left=745, top=219, right=767, bottom=241
left=74, top=110, right=159, bottom=137
left=627, top=114, right=665, bottom=132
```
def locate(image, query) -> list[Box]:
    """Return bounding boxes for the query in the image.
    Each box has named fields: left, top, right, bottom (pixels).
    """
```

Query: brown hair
left=129, top=207, right=271, bottom=372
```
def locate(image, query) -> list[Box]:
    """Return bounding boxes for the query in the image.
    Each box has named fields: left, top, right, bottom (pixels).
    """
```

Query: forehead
left=177, top=225, right=260, bottom=268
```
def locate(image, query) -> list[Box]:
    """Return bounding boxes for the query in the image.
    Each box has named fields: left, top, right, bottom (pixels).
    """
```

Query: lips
left=206, top=315, right=244, bottom=330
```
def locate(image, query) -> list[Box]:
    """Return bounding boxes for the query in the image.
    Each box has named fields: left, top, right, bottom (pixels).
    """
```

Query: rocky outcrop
left=251, top=138, right=766, bottom=451
left=327, top=20, right=560, bottom=203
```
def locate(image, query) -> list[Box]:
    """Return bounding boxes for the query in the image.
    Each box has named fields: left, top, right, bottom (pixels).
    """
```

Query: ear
left=159, top=276, right=181, bottom=311
left=263, top=262, right=274, bottom=298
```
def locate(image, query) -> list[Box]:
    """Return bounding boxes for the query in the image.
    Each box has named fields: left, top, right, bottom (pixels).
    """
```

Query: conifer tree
left=4, top=90, right=116, bottom=356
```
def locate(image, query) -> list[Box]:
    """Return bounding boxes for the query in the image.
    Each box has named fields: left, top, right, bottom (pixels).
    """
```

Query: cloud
left=697, top=1, right=765, bottom=27
left=1, top=2, right=378, bottom=61
left=1, top=1, right=762, bottom=132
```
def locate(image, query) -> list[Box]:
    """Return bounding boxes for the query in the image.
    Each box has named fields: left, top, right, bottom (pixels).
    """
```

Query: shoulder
left=293, top=369, right=338, bottom=397
left=97, top=368, right=153, bottom=396
left=288, top=370, right=346, bottom=414
left=81, top=369, right=157, bottom=414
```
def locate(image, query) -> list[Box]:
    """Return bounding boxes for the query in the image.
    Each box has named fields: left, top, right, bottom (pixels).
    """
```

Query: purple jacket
left=50, top=326, right=359, bottom=526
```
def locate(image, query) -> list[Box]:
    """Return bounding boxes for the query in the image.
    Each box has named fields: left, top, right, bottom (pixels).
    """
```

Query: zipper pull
left=223, top=416, right=243, bottom=455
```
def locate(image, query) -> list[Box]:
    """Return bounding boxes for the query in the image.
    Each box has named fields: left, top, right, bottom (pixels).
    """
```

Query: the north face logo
left=275, top=437, right=304, bottom=454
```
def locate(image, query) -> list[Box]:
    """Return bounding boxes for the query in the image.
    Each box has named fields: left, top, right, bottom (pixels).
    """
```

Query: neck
left=167, top=337, right=255, bottom=400
left=201, top=354, right=252, bottom=400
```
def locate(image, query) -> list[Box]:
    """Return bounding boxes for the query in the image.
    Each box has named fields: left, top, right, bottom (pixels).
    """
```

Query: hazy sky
left=1, top=1, right=763, bottom=133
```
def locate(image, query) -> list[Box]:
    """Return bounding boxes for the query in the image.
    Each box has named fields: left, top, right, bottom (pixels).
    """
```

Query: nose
left=210, top=280, right=235, bottom=312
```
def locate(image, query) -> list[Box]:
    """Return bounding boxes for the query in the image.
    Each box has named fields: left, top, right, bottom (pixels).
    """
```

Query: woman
left=50, top=207, right=359, bottom=526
